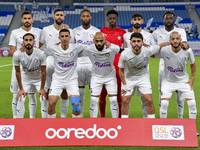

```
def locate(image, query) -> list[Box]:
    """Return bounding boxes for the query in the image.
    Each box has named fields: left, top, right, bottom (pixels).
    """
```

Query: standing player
left=40, top=9, right=74, bottom=118
left=123, top=12, right=156, bottom=118
left=47, top=29, right=82, bottom=118
left=13, top=33, right=47, bottom=118
left=9, top=11, right=43, bottom=118
left=73, top=9, right=100, bottom=118
left=156, top=32, right=197, bottom=120
left=100, top=9, right=126, bottom=118
left=118, top=32, right=169, bottom=118
left=152, top=11, right=189, bottom=118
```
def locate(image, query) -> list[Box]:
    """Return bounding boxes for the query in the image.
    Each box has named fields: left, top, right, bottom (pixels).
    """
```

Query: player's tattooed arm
left=186, top=61, right=196, bottom=91
left=39, top=66, right=47, bottom=100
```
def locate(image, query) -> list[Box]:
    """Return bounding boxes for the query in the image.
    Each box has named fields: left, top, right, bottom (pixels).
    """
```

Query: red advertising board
left=0, top=118, right=198, bottom=147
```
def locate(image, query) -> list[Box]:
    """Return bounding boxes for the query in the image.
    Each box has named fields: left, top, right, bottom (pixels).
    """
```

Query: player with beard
left=73, top=9, right=100, bottom=118
left=9, top=11, right=44, bottom=118
left=118, top=32, right=169, bottom=118
left=155, top=32, right=197, bottom=121
left=123, top=13, right=156, bottom=118
left=152, top=11, right=189, bottom=119
left=40, top=9, right=75, bottom=118
left=13, top=33, right=46, bottom=118
left=99, top=10, right=126, bottom=118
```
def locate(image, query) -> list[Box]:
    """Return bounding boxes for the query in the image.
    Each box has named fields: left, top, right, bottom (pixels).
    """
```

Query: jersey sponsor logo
left=23, top=66, right=39, bottom=72
left=58, top=61, right=74, bottom=68
left=34, top=59, right=38, bottom=63
left=70, top=52, right=74, bottom=57
left=45, top=124, right=122, bottom=139
left=0, top=125, right=15, bottom=140
left=117, top=36, right=121, bottom=40
left=105, top=53, right=110, bottom=57
left=132, top=65, right=146, bottom=69
left=144, top=57, right=148, bottom=61
left=77, top=40, right=93, bottom=45
left=167, top=66, right=183, bottom=72
left=94, top=62, right=111, bottom=67
left=182, top=57, right=186, bottom=61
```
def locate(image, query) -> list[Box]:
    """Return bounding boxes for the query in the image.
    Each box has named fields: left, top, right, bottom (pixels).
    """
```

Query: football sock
left=148, top=114, right=155, bottom=118
left=17, top=96, right=26, bottom=118
left=60, top=99, right=69, bottom=118
left=187, top=100, right=197, bottom=119
left=176, top=91, right=184, bottom=118
left=28, top=93, right=37, bottom=118
left=109, top=96, right=119, bottom=118
left=72, top=114, right=81, bottom=118
left=90, top=96, right=99, bottom=118
left=48, top=113, right=56, bottom=118
left=160, top=100, right=169, bottom=118
left=12, top=93, right=18, bottom=118
left=79, top=88, right=85, bottom=118
left=99, top=88, right=107, bottom=118
left=121, top=115, right=128, bottom=118
left=141, top=96, right=148, bottom=118
left=40, top=95, right=48, bottom=118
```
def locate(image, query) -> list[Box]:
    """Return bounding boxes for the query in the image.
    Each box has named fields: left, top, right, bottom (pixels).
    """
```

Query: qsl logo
left=45, top=124, right=122, bottom=139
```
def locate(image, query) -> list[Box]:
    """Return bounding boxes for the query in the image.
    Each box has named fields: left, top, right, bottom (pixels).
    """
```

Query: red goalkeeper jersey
left=101, top=27, right=126, bottom=69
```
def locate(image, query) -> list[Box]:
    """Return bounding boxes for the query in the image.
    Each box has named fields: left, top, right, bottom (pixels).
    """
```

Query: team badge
left=34, top=59, right=38, bottom=63
left=182, top=57, right=186, bottom=61
left=143, top=38, right=146, bottom=42
left=34, top=34, right=37, bottom=39
left=118, top=36, right=121, bottom=40
left=90, top=34, right=94, bottom=38
left=144, top=57, right=148, bottom=61
left=105, top=53, right=110, bottom=57
left=70, top=52, right=74, bottom=57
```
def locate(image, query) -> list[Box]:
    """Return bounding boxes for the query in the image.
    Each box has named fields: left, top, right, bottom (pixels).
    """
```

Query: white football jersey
left=118, top=45, right=160, bottom=81
left=73, top=25, right=100, bottom=64
left=123, top=30, right=156, bottom=48
left=84, top=44, right=120, bottom=78
left=9, top=27, right=41, bottom=51
left=49, top=43, right=83, bottom=82
left=13, top=48, right=46, bottom=80
left=40, top=25, right=75, bottom=56
left=155, top=46, right=195, bottom=83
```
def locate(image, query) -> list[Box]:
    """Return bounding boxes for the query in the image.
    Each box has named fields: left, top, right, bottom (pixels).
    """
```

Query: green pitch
left=0, top=56, right=199, bottom=150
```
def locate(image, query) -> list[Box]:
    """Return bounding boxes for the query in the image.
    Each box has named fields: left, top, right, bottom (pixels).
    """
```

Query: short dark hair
left=54, top=9, right=63, bottom=15
left=163, top=11, right=175, bottom=19
left=59, top=28, right=70, bottom=35
left=132, top=12, right=143, bottom=19
left=106, top=9, right=118, bottom=17
left=80, top=9, right=91, bottom=16
left=21, top=11, right=33, bottom=18
left=130, top=32, right=143, bottom=41
left=23, top=33, right=35, bottom=40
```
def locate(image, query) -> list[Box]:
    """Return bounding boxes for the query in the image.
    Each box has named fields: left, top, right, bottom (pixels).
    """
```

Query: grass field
left=0, top=56, right=199, bottom=149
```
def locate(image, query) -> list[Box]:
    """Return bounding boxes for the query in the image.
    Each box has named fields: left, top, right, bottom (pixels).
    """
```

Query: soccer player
left=83, top=32, right=123, bottom=118
left=40, top=9, right=75, bottom=118
left=73, top=9, right=100, bottom=118
left=152, top=11, right=189, bottom=118
left=123, top=12, right=156, bottom=118
left=156, top=31, right=197, bottom=120
left=13, top=33, right=47, bottom=118
left=118, top=32, right=169, bottom=118
left=9, top=11, right=42, bottom=118
left=47, top=29, right=82, bottom=118
left=100, top=9, right=126, bottom=118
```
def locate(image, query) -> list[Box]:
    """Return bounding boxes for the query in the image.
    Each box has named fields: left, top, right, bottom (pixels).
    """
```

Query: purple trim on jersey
left=77, top=40, right=93, bottom=45
left=132, top=65, right=146, bottom=69
left=58, top=61, right=74, bottom=68
left=94, top=62, right=111, bottom=67
left=167, top=66, right=183, bottom=72
left=23, top=66, right=39, bottom=72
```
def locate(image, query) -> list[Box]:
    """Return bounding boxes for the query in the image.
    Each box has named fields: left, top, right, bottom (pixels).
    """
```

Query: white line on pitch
left=0, top=64, right=12, bottom=68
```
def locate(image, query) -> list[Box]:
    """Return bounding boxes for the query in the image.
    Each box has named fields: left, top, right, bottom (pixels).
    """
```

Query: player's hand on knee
left=17, top=89, right=26, bottom=101
left=185, top=79, right=194, bottom=91
left=19, top=45, right=25, bottom=52
left=39, top=88, right=47, bottom=100
left=122, top=84, right=130, bottom=96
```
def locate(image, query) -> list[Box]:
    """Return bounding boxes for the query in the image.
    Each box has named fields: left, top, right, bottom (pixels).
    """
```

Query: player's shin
left=60, top=99, right=69, bottom=118
left=187, top=99, right=197, bottom=119
left=79, top=87, right=85, bottom=118
left=109, top=96, right=119, bottom=118
left=17, top=96, right=26, bottom=118
left=12, top=93, right=18, bottom=118
left=40, top=95, right=48, bottom=118
left=90, top=96, right=99, bottom=118
left=160, top=100, right=169, bottom=118
left=28, top=93, right=37, bottom=118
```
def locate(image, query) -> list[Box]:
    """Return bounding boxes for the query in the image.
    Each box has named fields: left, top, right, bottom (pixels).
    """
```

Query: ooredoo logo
left=45, top=124, right=122, bottom=139
left=0, top=125, right=15, bottom=140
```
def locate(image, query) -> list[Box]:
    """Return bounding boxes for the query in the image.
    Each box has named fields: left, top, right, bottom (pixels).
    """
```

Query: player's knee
left=122, top=97, right=129, bottom=105
left=71, top=97, right=80, bottom=112
left=145, top=98, right=153, bottom=105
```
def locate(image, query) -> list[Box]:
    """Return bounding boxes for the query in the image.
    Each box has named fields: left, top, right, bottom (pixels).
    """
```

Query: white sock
left=17, top=96, right=26, bottom=118
left=28, top=93, right=37, bottom=118
left=109, top=96, right=119, bottom=118
left=187, top=100, right=197, bottom=119
left=40, top=96, right=48, bottom=118
left=72, top=114, right=81, bottom=118
left=48, top=113, right=56, bottom=118
left=141, top=96, right=148, bottom=118
left=176, top=92, right=184, bottom=119
left=60, top=99, right=69, bottom=118
left=160, top=100, right=169, bottom=118
left=79, top=88, right=85, bottom=118
left=148, top=114, right=155, bottom=118
left=90, top=96, right=99, bottom=118
left=12, top=93, right=18, bottom=118
left=121, top=115, right=128, bottom=118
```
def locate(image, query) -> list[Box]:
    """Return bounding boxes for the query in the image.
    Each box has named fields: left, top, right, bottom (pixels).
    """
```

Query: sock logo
left=45, top=124, right=122, bottom=139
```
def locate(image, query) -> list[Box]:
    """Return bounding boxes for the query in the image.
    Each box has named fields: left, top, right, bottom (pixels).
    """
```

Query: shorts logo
left=90, top=34, right=94, bottom=38
left=70, top=52, right=74, bottom=57
left=144, top=57, right=148, bottom=61
left=34, top=59, right=38, bottom=63
left=105, top=53, right=110, bottom=57
left=0, top=125, right=15, bottom=140
left=117, top=36, right=121, bottom=40
left=182, top=57, right=186, bottom=61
